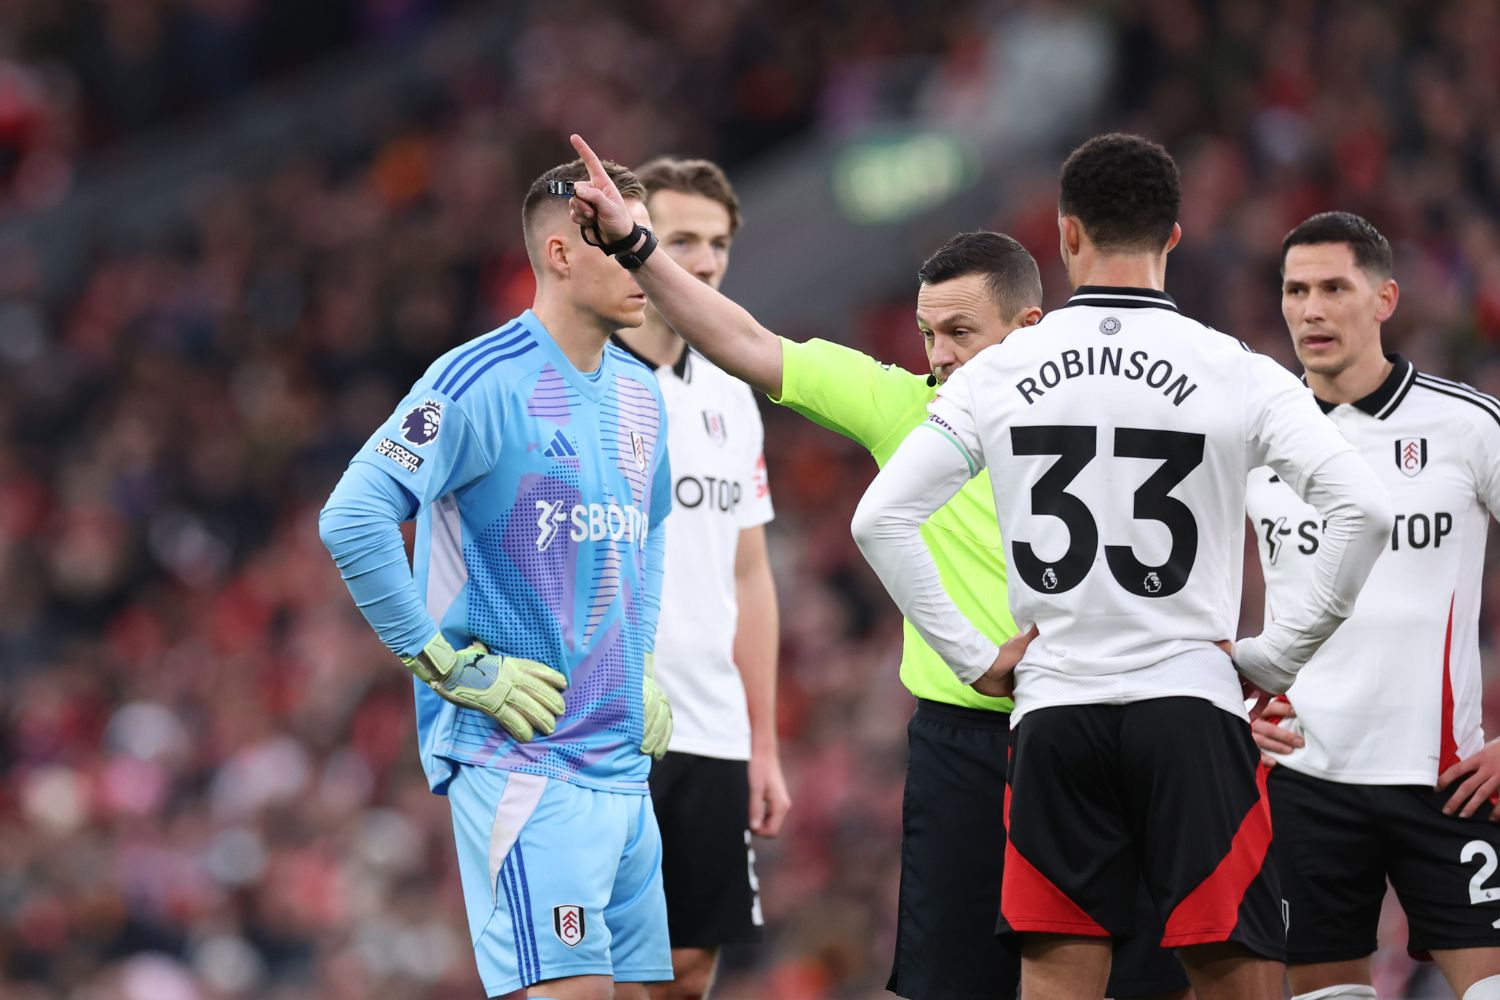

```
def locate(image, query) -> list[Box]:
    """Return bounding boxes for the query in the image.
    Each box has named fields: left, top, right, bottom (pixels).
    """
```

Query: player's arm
left=319, top=462, right=436, bottom=657
left=1234, top=359, right=1395, bottom=694
left=318, top=401, right=565, bottom=741
left=851, top=378, right=1036, bottom=694
left=733, top=524, right=790, bottom=836
left=1436, top=409, right=1500, bottom=818
left=569, top=135, right=783, bottom=396
left=731, top=401, right=789, bottom=835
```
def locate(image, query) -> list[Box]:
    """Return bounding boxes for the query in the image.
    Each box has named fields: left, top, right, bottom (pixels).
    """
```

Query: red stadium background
left=2, top=1, right=1498, bottom=997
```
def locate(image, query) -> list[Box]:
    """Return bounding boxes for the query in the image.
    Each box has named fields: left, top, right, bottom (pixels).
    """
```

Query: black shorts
left=649, top=751, right=761, bottom=948
left=998, top=698, right=1284, bottom=963
left=889, top=700, right=1188, bottom=1000
left=1269, top=764, right=1500, bottom=962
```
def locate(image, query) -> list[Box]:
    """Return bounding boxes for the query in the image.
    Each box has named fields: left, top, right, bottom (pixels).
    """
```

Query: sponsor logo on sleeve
left=375, top=438, right=423, bottom=473
left=927, top=413, right=957, bottom=435
left=400, top=399, right=444, bottom=447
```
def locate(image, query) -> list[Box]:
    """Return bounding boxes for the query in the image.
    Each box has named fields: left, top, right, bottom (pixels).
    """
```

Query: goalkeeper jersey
left=346, top=309, right=672, bottom=794
left=774, top=337, right=1016, bottom=712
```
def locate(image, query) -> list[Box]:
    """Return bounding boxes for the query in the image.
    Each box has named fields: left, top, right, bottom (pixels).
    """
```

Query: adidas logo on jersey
left=542, top=430, right=577, bottom=458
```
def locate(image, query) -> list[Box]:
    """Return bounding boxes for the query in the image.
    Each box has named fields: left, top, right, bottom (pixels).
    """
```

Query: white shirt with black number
left=910, top=287, right=1361, bottom=723
left=641, top=346, right=774, bottom=761
left=1248, top=356, right=1500, bottom=785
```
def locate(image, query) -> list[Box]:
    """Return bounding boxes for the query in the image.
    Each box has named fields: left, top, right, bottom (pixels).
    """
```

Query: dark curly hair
left=1058, top=133, right=1180, bottom=253
left=1281, top=211, right=1392, bottom=278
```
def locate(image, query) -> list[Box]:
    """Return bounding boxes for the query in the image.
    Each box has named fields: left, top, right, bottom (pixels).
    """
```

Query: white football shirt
left=1249, top=355, right=1500, bottom=784
left=613, top=339, right=774, bottom=760
left=853, top=286, right=1392, bottom=723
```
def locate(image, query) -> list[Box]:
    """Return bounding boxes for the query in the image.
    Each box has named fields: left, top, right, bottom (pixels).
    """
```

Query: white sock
left=1291, top=987, right=1376, bottom=1000
left=1465, top=974, right=1500, bottom=1000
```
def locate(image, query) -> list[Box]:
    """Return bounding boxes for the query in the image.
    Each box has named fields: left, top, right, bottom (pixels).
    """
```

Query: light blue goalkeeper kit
left=319, top=309, right=674, bottom=995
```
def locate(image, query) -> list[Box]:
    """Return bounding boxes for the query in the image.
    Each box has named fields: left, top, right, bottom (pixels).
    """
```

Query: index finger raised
left=569, top=134, right=610, bottom=187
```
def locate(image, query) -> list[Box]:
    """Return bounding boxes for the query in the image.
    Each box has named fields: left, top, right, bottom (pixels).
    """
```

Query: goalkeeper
left=319, top=155, right=675, bottom=1000
left=563, top=134, right=1191, bottom=1000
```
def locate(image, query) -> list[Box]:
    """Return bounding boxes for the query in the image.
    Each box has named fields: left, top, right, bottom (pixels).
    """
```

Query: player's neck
left=1307, top=349, right=1392, bottom=406
left=1071, top=251, right=1168, bottom=292
left=614, top=315, right=685, bottom=370
left=531, top=297, right=610, bottom=374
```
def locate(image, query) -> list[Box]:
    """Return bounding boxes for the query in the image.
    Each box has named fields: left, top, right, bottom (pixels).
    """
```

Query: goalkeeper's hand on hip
left=640, top=653, right=672, bottom=760
left=403, top=634, right=567, bottom=743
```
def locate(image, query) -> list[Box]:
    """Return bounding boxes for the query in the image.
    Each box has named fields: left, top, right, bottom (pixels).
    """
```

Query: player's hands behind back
left=971, top=625, right=1039, bottom=698
left=402, top=634, right=567, bottom=743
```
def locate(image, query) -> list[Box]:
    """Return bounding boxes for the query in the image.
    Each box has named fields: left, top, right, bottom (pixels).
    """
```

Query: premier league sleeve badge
left=400, top=399, right=445, bottom=447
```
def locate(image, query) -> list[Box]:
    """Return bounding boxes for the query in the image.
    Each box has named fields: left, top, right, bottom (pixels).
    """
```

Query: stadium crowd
left=2, top=1, right=1499, bottom=997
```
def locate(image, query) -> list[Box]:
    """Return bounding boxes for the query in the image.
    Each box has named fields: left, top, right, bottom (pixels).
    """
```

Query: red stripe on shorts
left=1162, top=761, right=1273, bottom=946
left=1000, top=780, right=1108, bottom=936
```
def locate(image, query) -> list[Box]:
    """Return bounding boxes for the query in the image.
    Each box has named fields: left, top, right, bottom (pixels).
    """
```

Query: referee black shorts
left=999, top=697, right=1284, bottom=964
left=1270, top=764, right=1500, bottom=962
left=890, top=699, right=1188, bottom=1000
left=650, top=751, right=762, bottom=949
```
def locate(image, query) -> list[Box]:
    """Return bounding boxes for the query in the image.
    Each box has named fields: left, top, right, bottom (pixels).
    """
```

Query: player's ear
left=1375, top=278, right=1399, bottom=324
left=544, top=233, right=571, bottom=279
left=1163, top=222, right=1183, bottom=255
left=1058, top=214, right=1083, bottom=257
left=1018, top=305, right=1043, bottom=328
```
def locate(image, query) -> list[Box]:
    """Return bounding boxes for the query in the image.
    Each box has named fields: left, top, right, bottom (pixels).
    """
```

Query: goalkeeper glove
left=640, top=652, right=672, bottom=760
left=402, top=634, right=567, bottom=743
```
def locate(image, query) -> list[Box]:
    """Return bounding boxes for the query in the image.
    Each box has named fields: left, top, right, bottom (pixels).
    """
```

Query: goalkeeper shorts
left=446, top=765, right=672, bottom=996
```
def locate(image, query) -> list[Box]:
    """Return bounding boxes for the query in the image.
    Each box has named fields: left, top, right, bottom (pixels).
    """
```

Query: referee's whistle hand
left=567, top=134, right=636, bottom=245
left=971, top=625, right=1039, bottom=698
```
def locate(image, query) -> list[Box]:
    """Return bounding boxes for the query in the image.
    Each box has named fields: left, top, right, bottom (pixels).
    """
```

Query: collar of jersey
left=1061, top=285, right=1180, bottom=312
left=521, top=309, right=620, bottom=400
left=608, top=332, right=691, bottom=380
left=1304, top=352, right=1414, bottom=419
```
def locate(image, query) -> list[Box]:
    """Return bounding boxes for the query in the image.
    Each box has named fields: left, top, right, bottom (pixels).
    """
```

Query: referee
left=1250, top=212, right=1500, bottom=1000
left=562, top=134, right=1190, bottom=1000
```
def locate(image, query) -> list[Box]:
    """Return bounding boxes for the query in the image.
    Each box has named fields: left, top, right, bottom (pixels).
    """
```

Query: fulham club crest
left=631, top=430, right=647, bottom=471
left=702, top=410, right=727, bottom=447
left=554, top=905, right=585, bottom=947
left=1395, top=437, right=1427, bottom=478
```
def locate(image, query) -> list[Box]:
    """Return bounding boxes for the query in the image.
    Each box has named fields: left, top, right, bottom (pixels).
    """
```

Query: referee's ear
left=1016, top=305, right=1043, bottom=329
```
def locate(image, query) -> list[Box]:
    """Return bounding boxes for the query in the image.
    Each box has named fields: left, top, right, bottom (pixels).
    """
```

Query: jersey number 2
left=1011, top=425, right=1205, bottom=598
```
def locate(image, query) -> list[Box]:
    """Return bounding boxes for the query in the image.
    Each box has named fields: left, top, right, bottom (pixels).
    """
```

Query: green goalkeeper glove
left=402, top=634, right=567, bottom=743
left=640, top=652, right=672, bottom=760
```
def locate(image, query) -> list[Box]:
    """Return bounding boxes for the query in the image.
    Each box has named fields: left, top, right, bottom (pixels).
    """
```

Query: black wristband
left=580, top=223, right=644, bottom=256
left=615, top=227, right=657, bottom=270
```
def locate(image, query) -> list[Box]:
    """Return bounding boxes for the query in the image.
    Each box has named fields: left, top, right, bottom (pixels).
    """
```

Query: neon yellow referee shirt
left=774, top=337, right=1016, bottom=712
